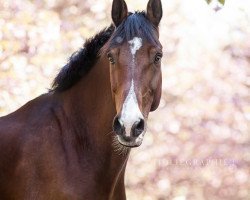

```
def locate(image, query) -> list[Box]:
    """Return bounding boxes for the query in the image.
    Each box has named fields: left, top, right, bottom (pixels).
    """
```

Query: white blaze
left=120, top=80, right=143, bottom=136
left=120, top=37, right=143, bottom=136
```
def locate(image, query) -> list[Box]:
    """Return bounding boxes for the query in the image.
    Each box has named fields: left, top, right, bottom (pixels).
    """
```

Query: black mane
left=51, top=25, right=115, bottom=92
left=52, top=11, right=159, bottom=92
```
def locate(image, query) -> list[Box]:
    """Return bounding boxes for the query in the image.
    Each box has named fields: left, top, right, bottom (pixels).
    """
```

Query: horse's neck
left=58, top=55, right=129, bottom=188
left=61, top=55, right=117, bottom=149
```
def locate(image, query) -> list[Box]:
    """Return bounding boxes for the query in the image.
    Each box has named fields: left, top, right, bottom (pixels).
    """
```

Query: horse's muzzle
left=113, top=116, right=145, bottom=147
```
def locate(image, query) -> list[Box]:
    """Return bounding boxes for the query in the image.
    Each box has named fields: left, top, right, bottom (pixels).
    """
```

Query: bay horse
left=0, top=0, right=163, bottom=199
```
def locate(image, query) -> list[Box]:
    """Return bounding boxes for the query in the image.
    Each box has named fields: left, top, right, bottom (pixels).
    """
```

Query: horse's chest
left=12, top=164, right=102, bottom=200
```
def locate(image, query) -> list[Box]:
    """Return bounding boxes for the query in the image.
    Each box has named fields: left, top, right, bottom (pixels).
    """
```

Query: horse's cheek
left=150, top=71, right=162, bottom=112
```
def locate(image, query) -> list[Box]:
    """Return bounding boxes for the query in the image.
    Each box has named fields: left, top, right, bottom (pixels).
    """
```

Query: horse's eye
left=107, top=53, right=115, bottom=64
left=154, top=53, right=163, bottom=64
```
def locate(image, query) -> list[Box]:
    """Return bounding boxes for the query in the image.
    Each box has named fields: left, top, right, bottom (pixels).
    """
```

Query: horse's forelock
left=109, top=12, right=160, bottom=49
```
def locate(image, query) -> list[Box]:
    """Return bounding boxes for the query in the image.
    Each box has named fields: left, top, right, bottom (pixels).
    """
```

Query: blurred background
left=0, top=0, right=249, bottom=199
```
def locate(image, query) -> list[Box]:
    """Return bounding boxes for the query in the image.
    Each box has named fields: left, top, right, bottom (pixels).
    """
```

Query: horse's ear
left=112, top=0, right=128, bottom=27
left=146, top=0, right=163, bottom=27
left=150, top=74, right=162, bottom=112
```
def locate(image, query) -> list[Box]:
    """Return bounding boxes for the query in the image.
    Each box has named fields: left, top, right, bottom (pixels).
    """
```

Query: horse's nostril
left=136, top=119, right=145, bottom=131
left=113, top=116, right=124, bottom=135
left=132, top=118, right=145, bottom=137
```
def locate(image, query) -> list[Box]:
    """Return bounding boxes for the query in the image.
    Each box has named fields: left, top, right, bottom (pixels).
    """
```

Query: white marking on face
left=119, top=37, right=144, bottom=138
left=128, top=37, right=142, bottom=57
left=120, top=80, right=143, bottom=136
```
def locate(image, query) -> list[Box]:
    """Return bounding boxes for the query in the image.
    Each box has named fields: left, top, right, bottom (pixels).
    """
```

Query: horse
left=0, top=0, right=163, bottom=199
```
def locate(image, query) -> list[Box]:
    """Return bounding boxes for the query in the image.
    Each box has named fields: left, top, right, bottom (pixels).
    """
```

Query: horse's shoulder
left=0, top=93, right=64, bottom=165
left=0, top=93, right=60, bottom=139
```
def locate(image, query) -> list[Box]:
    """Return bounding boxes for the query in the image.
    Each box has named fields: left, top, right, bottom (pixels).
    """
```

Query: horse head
left=107, top=0, right=163, bottom=147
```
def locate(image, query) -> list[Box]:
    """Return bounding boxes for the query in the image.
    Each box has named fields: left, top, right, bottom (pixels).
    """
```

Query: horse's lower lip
left=118, top=142, right=141, bottom=148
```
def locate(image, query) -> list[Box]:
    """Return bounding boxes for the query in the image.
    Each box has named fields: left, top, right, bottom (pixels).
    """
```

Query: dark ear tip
left=111, top=0, right=128, bottom=27
left=146, top=0, right=163, bottom=27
